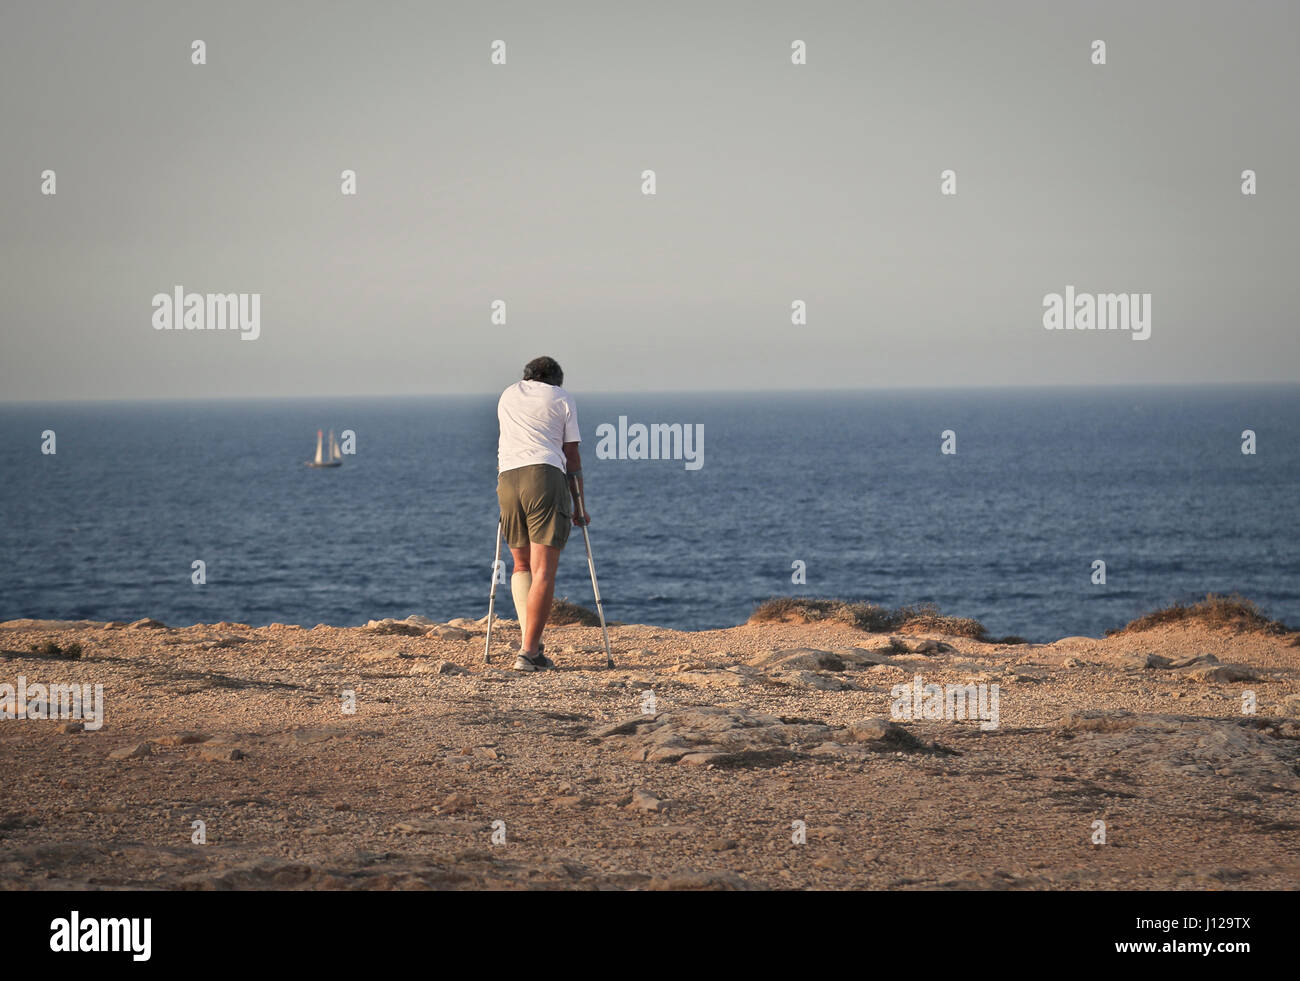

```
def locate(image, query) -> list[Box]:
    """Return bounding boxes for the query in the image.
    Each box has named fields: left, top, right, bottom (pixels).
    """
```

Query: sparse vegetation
left=749, top=597, right=987, bottom=640
left=549, top=597, right=601, bottom=627
left=891, top=603, right=988, bottom=639
left=1106, top=593, right=1293, bottom=637
left=27, top=640, right=83, bottom=660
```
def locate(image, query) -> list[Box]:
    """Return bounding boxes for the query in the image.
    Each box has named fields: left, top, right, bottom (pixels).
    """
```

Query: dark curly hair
left=522, top=356, right=564, bottom=386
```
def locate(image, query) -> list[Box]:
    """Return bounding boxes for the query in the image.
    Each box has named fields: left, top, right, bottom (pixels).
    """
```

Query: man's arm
left=563, top=441, right=588, bottom=526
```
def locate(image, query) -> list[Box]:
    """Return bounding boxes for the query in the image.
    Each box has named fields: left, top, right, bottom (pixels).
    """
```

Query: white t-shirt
left=497, top=380, right=581, bottom=474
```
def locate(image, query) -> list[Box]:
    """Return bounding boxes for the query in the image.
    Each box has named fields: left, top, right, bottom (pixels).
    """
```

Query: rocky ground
left=1, top=612, right=1298, bottom=890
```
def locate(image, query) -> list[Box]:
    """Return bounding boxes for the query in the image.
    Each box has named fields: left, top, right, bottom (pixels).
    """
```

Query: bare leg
left=522, top=543, right=561, bottom=653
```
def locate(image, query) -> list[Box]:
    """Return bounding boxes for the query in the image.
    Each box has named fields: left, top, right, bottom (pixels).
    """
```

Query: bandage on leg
left=511, top=571, right=533, bottom=642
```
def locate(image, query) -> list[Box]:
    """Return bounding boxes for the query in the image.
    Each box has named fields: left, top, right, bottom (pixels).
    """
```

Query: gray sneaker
left=513, top=644, right=554, bottom=672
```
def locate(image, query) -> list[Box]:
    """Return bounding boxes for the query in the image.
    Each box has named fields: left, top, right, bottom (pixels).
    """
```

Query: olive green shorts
left=497, top=464, right=572, bottom=550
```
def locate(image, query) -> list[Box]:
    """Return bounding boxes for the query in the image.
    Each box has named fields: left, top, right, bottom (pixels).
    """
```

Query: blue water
left=1, top=387, right=1296, bottom=643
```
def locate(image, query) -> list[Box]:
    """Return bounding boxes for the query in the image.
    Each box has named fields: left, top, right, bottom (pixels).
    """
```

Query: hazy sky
left=2, top=0, right=1297, bottom=401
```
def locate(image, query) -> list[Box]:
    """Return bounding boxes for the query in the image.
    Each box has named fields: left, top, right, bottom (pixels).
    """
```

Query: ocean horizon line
left=3, top=379, right=1298, bottom=408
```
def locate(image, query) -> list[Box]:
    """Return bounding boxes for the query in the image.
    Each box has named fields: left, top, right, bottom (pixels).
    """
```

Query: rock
left=594, top=715, right=659, bottom=738
left=599, top=706, right=830, bottom=767
left=1004, top=667, right=1046, bottom=684
left=436, top=793, right=472, bottom=815
left=1171, top=653, right=1219, bottom=669
left=673, top=669, right=758, bottom=689
left=1181, top=664, right=1258, bottom=683
left=1266, top=720, right=1300, bottom=740
left=402, top=614, right=438, bottom=627
left=837, top=647, right=896, bottom=667
left=646, top=745, right=689, bottom=763
left=108, top=742, right=153, bottom=760
left=448, top=618, right=481, bottom=629
left=836, top=718, right=943, bottom=754
left=364, top=618, right=425, bottom=635
left=1060, top=710, right=1141, bottom=733
left=1056, top=713, right=1300, bottom=789
left=647, top=871, right=751, bottom=891
left=848, top=718, right=899, bottom=742
left=127, top=618, right=165, bottom=630
left=392, top=818, right=441, bottom=834
left=628, top=789, right=666, bottom=813
left=154, top=731, right=211, bottom=746
left=429, top=625, right=471, bottom=641
left=427, top=659, right=467, bottom=675
left=772, top=670, right=856, bottom=691
left=198, top=746, right=245, bottom=762
left=1138, top=653, right=1174, bottom=669
left=752, top=648, right=846, bottom=672
left=679, top=752, right=727, bottom=767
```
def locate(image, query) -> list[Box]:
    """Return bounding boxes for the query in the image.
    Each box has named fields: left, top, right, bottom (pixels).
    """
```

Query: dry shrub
left=750, top=597, right=987, bottom=640
left=549, top=597, right=601, bottom=627
left=1106, top=593, right=1291, bottom=637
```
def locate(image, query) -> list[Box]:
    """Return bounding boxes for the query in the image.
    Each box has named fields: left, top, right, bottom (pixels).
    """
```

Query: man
left=496, top=356, right=588, bottom=671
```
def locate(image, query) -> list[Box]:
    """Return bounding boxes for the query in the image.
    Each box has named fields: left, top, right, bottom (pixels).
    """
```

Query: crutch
left=484, top=518, right=503, bottom=662
left=570, top=477, right=614, bottom=669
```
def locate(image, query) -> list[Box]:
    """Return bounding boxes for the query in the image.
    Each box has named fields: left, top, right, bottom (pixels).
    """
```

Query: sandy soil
left=1, top=613, right=1297, bottom=890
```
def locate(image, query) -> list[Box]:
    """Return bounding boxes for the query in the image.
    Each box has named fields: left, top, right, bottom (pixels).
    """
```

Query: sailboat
left=306, top=428, right=343, bottom=468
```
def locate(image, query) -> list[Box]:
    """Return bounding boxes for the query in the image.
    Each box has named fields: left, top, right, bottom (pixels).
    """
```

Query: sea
left=1, top=386, right=1296, bottom=644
